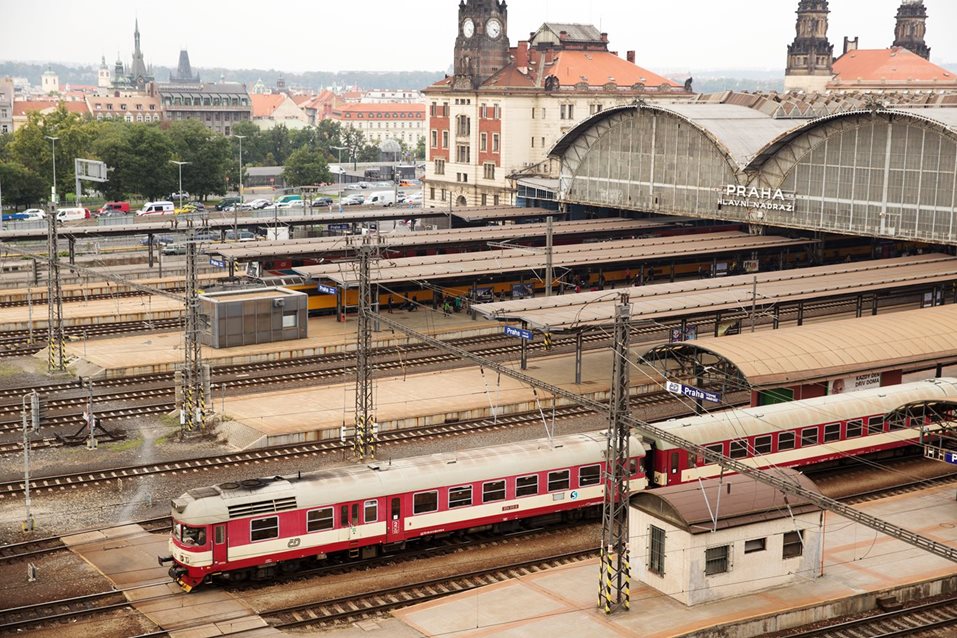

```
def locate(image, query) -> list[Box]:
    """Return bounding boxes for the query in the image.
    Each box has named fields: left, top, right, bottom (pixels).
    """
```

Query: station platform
left=0, top=294, right=184, bottom=331
left=64, top=523, right=282, bottom=637
left=63, top=310, right=504, bottom=379
left=0, top=272, right=223, bottom=304
left=322, top=483, right=957, bottom=638
left=220, top=346, right=663, bottom=449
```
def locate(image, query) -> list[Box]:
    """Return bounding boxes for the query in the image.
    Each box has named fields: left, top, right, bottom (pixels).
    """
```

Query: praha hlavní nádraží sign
left=718, top=185, right=796, bottom=213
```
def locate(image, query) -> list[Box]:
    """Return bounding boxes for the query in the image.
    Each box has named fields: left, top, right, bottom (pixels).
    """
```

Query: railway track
left=0, top=317, right=184, bottom=359
left=0, top=388, right=731, bottom=498
left=0, top=516, right=171, bottom=565
left=0, top=288, right=185, bottom=309
left=0, top=590, right=134, bottom=632
left=263, top=548, right=598, bottom=629
left=783, top=595, right=957, bottom=637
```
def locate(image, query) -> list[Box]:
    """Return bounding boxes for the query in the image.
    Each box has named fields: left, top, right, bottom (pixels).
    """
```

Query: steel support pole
left=797, top=301, right=805, bottom=326
left=520, top=321, right=528, bottom=370
left=545, top=216, right=554, bottom=297
left=575, top=331, right=583, bottom=384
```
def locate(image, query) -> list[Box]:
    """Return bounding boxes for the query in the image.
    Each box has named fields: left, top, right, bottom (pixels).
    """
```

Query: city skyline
left=4, top=0, right=957, bottom=76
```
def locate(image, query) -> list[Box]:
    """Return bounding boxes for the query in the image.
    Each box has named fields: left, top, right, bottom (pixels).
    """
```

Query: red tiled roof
left=13, top=100, right=89, bottom=116
left=544, top=50, right=679, bottom=88
left=251, top=94, right=285, bottom=118
left=832, top=48, right=956, bottom=84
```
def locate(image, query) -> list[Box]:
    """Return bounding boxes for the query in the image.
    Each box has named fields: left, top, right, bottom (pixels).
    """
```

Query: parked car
left=224, top=229, right=257, bottom=241
left=137, top=201, right=176, bottom=215
left=215, top=196, right=241, bottom=211
left=247, top=198, right=271, bottom=209
left=98, top=201, right=130, bottom=215
left=311, top=197, right=333, bottom=207
left=55, top=207, right=91, bottom=222
left=22, top=209, right=46, bottom=220
left=365, top=191, right=396, bottom=207
left=343, top=184, right=362, bottom=191
left=140, top=234, right=176, bottom=246
left=275, top=194, right=303, bottom=205
left=407, top=191, right=423, bottom=205
left=342, top=194, right=365, bottom=205
left=170, top=191, right=190, bottom=200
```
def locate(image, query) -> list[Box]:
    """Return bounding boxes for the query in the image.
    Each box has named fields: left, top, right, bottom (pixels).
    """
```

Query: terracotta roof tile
left=13, top=100, right=89, bottom=116
left=832, top=48, right=956, bottom=84
left=250, top=93, right=285, bottom=117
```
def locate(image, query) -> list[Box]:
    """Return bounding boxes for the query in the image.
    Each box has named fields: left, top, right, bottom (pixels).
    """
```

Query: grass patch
left=0, top=363, right=18, bottom=377
left=103, top=437, right=143, bottom=453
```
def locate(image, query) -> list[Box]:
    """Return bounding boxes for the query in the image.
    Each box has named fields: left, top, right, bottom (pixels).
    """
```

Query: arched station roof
left=644, top=304, right=957, bottom=389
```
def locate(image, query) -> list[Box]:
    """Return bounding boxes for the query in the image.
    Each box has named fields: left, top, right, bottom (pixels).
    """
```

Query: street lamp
left=234, top=135, right=246, bottom=237
left=331, top=145, right=347, bottom=211
left=45, top=136, right=59, bottom=211
left=170, top=160, right=190, bottom=213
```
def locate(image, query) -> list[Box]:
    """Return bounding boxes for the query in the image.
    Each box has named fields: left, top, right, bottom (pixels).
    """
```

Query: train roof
left=172, top=431, right=645, bottom=525
left=652, top=377, right=957, bottom=450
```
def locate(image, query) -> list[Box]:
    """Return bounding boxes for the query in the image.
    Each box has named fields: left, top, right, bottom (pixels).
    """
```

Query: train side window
left=670, top=452, right=680, bottom=474
left=548, top=469, right=570, bottom=491
left=888, top=413, right=907, bottom=431
left=629, top=459, right=639, bottom=476
left=705, top=443, right=724, bottom=458
left=413, top=491, right=438, bottom=514
left=341, top=505, right=349, bottom=526
left=845, top=419, right=863, bottom=438
left=867, top=416, right=885, bottom=434
left=753, top=435, right=772, bottom=454
left=250, top=516, right=278, bottom=542
left=579, top=465, right=601, bottom=487
left=729, top=439, right=749, bottom=459
left=364, top=500, right=378, bottom=523
left=483, top=480, right=506, bottom=502
left=214, top=525, right=225, bottom=545
left=516, top=475, right=538, bottom=497
left=823, top=423, right=841, bottom=442
left=351, top=503, right=359, bottom=524
left=448, top=485, right=473, bottom=508
left=307, top=507, right=334, bottom=532
left=391, top=497, right=401, bottom=520
left=778, top=431, right=796, bottom=450
left=801, top=427, right=819, bottom=447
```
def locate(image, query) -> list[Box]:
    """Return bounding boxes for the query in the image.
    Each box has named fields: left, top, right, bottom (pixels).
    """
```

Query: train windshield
left=178, top=525, right=207, bottom=546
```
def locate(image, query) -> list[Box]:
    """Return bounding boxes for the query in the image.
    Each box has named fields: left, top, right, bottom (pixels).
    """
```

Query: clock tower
left=453, top=0, right=509, bottom=90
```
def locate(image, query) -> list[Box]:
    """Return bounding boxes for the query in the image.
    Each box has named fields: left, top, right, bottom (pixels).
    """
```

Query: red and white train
left=160, top=431, right=647, bottom=591
left=161, top=378, right=955, bottom=591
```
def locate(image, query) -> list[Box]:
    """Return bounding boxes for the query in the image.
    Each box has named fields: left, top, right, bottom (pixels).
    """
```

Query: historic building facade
left=330, top=102, right=426, bottom=147
left=113, top=20, right=155, bottom=90
left=783, top=0, right=834, bottom=92
left=424, top=0, right=691, bottom=208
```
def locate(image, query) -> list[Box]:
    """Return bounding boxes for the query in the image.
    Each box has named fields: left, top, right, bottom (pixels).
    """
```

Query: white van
left=55, top=207, right=91, bottom=222
left=365, top=191, right=396, bottom=207
left=137, top=201, right=175, bottom=216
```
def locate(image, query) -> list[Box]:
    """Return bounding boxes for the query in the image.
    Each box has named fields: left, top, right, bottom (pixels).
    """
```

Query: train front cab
left=162, top=521, right=217, bottom=591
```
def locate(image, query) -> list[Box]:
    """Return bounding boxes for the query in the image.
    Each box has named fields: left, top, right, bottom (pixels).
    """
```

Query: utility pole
left=180, top=228, right=209, bottom=436
left=354, top=236, right=378, bottom=460
left=751, top=275, right=758, bottom=333
left=21, top=391, right=38, bottom=531
left=599, top=292, right=632, bottom=614
left=546, top=215, right=554, bottom=296
left=45, top=136, right=64, bottom=373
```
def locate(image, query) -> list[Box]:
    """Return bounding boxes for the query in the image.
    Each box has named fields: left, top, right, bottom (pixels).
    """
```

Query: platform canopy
left=472, top=253, right=957, bottom=333
left=642, top=303, right=957, bottom=390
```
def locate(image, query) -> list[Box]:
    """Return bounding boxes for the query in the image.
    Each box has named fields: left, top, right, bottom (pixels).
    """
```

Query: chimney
left=601, top=32, right=609, bottom=43
left=843, top=36, right=859, bottom=55
left=515, top=41, right=529, bottom=69
left=626, top=50, right=636, bottom=64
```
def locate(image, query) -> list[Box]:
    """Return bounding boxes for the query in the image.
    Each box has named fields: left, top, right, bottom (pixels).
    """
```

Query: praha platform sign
left=316, top=284, right=337, bottom=295
left=666, top=381, right=721, bottom=404
left=504, top=326, right=534, bottom=341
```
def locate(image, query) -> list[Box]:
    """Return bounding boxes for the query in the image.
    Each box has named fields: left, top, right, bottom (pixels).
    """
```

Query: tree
left=415, top=136, right=425, bottom=160
left=91, top=121, right=134, bottom=201
left=119, top=126, right=176, bottom=200
left=283, top=147, right=331, bottom=187
left=167, top=120, right=230, bottom=199
left=265, top=124, right=293, bottom=165
left=0, top=161, right=46, bottom=208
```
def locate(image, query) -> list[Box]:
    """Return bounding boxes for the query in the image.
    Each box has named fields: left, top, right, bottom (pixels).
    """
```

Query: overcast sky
left=4, top=0, right=956, bottom=73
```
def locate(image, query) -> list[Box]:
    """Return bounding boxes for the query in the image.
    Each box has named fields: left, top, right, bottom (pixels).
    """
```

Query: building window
left=480, top=103, right=487, bottom=118
left=480, top=132, right=487, bottom=151
left=434, top=159, right=445, bottom=175
left=430, top=102, right=436, bottom=116
left=531, top=107, right=536, bottom=119
left=250, top=516, right=279, bottom=541
left=442, top=130, right=449, bottom=147
left=431, top=130, right=438, bottom=147
left=547, top=469, right=570, bottom=492
left=541, top=136, right=545, bottom=148
left=705, top=545, right=730, bottom=575
left=530, top=137, right=535, bottom=148
left=456, top=144, right=470, bottom=163
left=783, top=530, right=804, bottom=558
left=413, top=491, right=438, bottom=514
left=492, top=133, right=500, bottom=153
left=744, top=538, right=766, bottom=554
left=516, top=474, right=538, bottom=497
left=307, top=507, right=334, bottom=532
left=282, top=311, right=298, bottom=328
left=493, top=194, right=500, bottom=206
left=456, top=114, right=470, bottom=136
left=481, top=193, right=487, bottom=206
left=430, top=187, right=435, bottom=200
left=448, top=485, right=472, bottom=508
left=483, top=480, right=505, bottom=502
left=649, top=525, right=666, bottom=575
left=541, top=107, right=546, bottom=119
left=441, top=189, right=446, bottom=202
left=483, top=163, right=495, bottom=180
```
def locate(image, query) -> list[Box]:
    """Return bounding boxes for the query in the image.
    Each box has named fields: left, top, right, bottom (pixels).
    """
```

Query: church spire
left=893, top=0, right=930, bottom=60
left=784, top=0, right=834, bottom=93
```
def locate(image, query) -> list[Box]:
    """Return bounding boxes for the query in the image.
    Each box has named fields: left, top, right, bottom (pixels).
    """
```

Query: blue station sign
left=208, top=257, right=226, bottom=268
left=945, top=451, right=957, bottom=465
left=504, top=325, right=534, bottom=341
left=666, top=381, right=721, bottom=404
left=316, top=284, right=337, bottom=295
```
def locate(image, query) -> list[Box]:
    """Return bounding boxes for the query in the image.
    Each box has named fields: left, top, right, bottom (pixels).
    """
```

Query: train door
left=212, top=524, right=227, bottom=566
left=387, top=497, right=402, bottom=542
